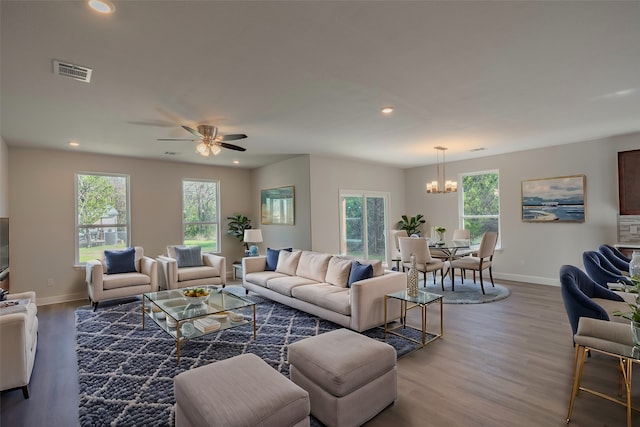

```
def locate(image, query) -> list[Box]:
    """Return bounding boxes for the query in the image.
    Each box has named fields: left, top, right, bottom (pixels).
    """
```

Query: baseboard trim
left=494, top=272, right=560, bottom=287
left=37, top=292, right=88, bottom=306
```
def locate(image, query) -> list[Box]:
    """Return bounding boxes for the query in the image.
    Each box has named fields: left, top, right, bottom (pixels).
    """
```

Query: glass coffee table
left=142, top=286, right=256, bottom=363
left=384, top=289, right=443, bottom=348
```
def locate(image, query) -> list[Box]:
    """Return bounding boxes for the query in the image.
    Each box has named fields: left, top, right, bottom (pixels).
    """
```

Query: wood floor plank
left=1, top=281, right=637, bottom=426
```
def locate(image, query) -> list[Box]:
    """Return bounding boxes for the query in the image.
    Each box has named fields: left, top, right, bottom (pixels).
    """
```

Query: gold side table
left=384, top=289, right=443, bottom=348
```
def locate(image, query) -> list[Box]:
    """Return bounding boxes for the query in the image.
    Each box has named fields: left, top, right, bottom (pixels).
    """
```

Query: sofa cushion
left=291, top=284, right=351, bottom=315
left=174, top=245, right=204, bottom=268
left=325, top=257, right=353, bottom=288
left=276, top=250, right=302, bottom=276
left=245, top=271, right=287, bottom=288
left=348, top=261, right=373, bottom=288
left=357, top=258, right=384, bottom=277
left=266, top=247, right=293, bottom=271
left=296, top=251, right=332, bottom=283
left=103, top=272, right=151, bottom=290
left=104, top=247, right=136, bottom=274
left=177, top=266, right=220, bottom=282
left=267, top=276, right=319, bottom=296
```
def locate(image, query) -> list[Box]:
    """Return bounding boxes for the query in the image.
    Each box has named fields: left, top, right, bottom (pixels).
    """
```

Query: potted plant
left=226, top=214, right=252, bottom=250
left=395, top=214, right=426, bottom=236
left=613, top=275, right=640, bottom=347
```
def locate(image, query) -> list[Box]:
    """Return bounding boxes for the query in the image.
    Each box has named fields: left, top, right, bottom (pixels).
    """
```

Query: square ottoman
left=174, top=353, right=310, bottom=427
left=288, top=328, right=397, bottom=427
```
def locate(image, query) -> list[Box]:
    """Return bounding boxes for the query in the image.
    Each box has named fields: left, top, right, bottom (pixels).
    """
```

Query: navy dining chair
left=582, top=251, right=633, bottom=289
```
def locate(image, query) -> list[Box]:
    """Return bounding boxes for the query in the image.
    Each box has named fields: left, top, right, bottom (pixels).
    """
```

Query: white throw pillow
left=325, top=257, right=352, bottom=288
left=276, top=250, right=302, bottom=276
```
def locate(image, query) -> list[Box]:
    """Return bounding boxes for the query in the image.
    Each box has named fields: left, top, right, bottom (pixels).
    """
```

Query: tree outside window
left=183, top=179, right=219, bottom=252
left=460, top=171, right=500, bottom=245
left=76, top=173, right=129, bottom=264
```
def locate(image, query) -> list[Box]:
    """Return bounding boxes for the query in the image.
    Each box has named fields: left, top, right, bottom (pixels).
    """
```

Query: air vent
left=53, top=60, right=92, bottom=82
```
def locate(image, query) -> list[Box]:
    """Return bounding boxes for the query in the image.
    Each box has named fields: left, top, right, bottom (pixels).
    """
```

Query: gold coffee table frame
left=142, top=286, right=256, bottom=364
left=384, top=290, right=443, bottom=348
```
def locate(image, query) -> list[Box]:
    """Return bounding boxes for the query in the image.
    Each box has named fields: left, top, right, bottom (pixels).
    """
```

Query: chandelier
left=426, top=146, right=458, bottom=194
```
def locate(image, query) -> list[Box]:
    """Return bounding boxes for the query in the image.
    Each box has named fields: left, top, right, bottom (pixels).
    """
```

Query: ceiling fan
left=158, top=125, right=247, bottom=157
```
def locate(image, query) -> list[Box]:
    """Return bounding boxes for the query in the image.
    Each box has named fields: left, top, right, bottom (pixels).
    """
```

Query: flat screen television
left=0, top=218, right=8, bottom=275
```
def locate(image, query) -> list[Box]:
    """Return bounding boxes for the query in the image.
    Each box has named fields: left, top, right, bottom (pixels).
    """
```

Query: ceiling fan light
left=196, top=142, right=210, bottom=157
left=210, top=145, right=222, bottom=156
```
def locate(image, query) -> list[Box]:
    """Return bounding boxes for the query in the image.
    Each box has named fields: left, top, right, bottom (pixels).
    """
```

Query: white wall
left=9, top=147, right=252, bottom=304
left=0, top=137, right=8, bottom=217
left=252, top=155, right=312, bottom=251
left=309, top=155, right=406, bottom=257
left=405, top=132, right=640, bottom=285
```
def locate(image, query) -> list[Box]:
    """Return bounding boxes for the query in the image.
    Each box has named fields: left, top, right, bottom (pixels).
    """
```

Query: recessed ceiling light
left=381, top=106, right=394, bottom=114
left=233, top=160, right=240, bottom=165
left=68, top=141, right=80, bottom=147
left=88, top=0, right=115, bottom=14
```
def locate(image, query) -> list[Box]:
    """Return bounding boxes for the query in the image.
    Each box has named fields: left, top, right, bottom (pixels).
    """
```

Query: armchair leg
left=489, top=267, right=495, bottom=288
left=21, top=385, right=29, bottom=399
left=479, top=272, right=486, bottom=295
left=93, top=301, right=99, bottom=311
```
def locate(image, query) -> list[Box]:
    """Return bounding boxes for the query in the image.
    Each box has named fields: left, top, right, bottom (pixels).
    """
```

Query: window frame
left=338, top=189, right=390, bottom=265
left=182, top=178, right=221, bottom=253
left=74, top=172, right=131, bottom=266
left=458, top=169, right=501, bottom=248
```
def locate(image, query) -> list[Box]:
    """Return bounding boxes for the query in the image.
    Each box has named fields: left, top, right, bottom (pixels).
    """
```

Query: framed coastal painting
left=521, top=175, right=586, bottom=223
left=261, top=186, right=295, bottom=225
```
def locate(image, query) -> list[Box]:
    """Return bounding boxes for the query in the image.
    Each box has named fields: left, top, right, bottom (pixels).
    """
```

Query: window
left=76, top=173, right=130, bottom=264
left=459, top=170, right=500, bottom=245
left=339, top=190, right=389, bottom=263
left=183, top=179, right=219, bottom=252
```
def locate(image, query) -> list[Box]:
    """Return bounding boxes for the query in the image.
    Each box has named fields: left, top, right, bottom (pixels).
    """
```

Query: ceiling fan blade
left=219, top=142, right=246, bottom=152
left=182, top=125, right=204, bottom=139
left=157, top=138, right=196, bottom=141
left=220, top=134, right=247, bottom=141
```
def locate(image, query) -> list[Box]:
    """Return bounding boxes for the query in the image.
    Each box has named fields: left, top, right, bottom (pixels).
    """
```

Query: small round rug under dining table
left=420, top=278, right=510, bottom=304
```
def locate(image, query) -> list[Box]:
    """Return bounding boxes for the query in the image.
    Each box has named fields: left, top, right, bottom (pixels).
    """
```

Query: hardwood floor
left=1, top=281, right=636, bottom=426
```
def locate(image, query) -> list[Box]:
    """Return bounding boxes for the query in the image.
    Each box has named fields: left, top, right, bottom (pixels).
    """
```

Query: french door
left=339, top=190, right=389, bottom=263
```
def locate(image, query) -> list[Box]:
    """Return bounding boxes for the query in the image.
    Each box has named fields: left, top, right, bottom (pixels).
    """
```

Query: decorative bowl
left=182, top=288, right=211, bottom=304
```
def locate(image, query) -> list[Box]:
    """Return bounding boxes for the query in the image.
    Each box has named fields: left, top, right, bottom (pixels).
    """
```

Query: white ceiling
left=2, top=1, right=639, bottom=169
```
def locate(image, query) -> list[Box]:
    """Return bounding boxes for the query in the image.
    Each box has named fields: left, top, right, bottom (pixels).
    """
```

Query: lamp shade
left=243, top=229, right=263, bottom=243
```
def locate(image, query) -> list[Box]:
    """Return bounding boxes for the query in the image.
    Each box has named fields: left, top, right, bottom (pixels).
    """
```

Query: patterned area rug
left=75, top=294, right=420, bottom=426
left=421, top=277, right=510, bottom=304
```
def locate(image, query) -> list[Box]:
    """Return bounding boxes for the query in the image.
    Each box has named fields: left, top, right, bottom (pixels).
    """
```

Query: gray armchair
left=157, top=245, right=226, bottom=290
left=86, top=246, right=158, bottom=310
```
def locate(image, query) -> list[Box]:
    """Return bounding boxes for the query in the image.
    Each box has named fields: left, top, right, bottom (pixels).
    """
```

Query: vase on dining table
left=437, top=231, right=445, bottom=243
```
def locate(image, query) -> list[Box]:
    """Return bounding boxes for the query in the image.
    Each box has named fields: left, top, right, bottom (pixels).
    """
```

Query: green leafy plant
left=226, top=214, right=252, bottom=250
left=613, top=275, right=640, bottom=322
left=395, top=214, right=426, bottom=236
left=434, top=226, right=446, bottom=233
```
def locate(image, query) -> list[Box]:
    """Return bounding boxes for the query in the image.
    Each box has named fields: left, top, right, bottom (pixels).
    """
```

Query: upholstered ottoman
left=288, top=328, right=397, bottom=427
left=174, top=353, right=310, bottom=427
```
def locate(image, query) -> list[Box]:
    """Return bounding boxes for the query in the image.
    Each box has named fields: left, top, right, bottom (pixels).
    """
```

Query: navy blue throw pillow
left=105, top=247, right=136, bottom=274
left=174, top=246, right=204, bottom=268
left=266, top=247, right=293, bottom=271
left=347, top=260, right=373, bottom=288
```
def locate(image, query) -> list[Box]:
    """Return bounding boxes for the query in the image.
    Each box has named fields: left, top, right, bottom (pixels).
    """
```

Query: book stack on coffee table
left=193, top=316, right=221, bottom=333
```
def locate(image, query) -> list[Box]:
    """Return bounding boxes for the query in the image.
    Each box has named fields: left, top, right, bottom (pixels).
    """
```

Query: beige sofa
left=242, top=250, right=406, bottom=332
left=0, top=291, right=38, bottom=398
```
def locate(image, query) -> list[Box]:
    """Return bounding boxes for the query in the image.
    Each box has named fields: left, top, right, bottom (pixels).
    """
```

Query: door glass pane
left=344, top=196, right=363, bottom=257
left=366, top=197, right=386, bottom=261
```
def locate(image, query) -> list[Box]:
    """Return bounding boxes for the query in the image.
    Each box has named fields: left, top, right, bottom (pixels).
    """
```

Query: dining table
left=428, top=240, right=473, bottom=280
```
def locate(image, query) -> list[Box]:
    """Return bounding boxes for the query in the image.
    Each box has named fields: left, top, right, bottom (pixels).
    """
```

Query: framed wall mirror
left=261, top=186, right=295, bottom=225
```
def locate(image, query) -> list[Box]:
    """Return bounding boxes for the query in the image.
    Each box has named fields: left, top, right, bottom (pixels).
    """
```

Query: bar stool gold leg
left=567, top=345, right=586, bottom=423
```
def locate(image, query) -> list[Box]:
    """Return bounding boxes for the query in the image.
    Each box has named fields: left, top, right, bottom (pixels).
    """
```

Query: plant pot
left=631, top=321, right=640, bottom=348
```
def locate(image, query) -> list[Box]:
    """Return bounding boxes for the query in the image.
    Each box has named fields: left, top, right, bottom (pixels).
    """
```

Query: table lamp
left=243, top=229, right=263, bottom=256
